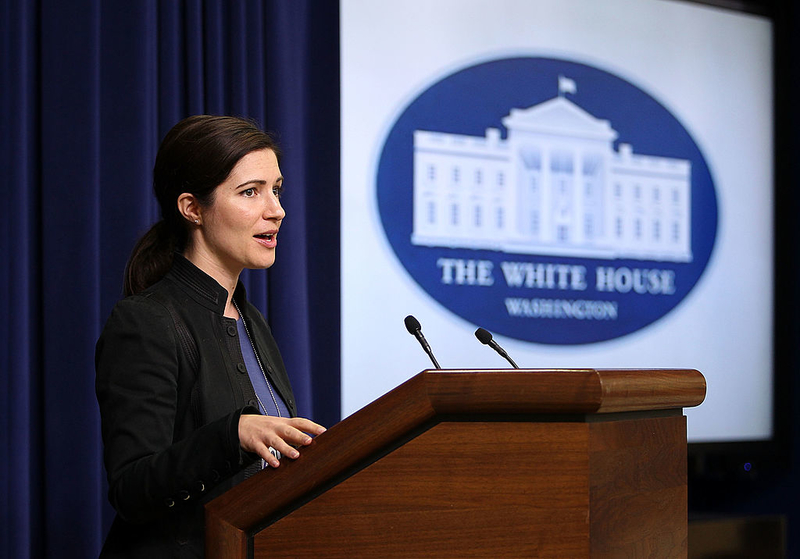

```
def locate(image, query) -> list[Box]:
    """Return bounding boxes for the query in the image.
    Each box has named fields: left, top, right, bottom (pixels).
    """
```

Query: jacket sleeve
left=95, top=296, right=256, bottom=523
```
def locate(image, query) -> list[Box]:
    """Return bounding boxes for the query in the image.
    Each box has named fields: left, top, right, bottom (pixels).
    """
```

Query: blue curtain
left=0, top=1, right=340, bottom=557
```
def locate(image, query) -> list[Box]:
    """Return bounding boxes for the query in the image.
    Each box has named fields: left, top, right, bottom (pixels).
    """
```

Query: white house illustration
left=411, top=85, right=692, bottom=262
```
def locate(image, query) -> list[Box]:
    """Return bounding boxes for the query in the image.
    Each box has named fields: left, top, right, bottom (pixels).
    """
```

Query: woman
left=95, top=115, right=325, bottom=557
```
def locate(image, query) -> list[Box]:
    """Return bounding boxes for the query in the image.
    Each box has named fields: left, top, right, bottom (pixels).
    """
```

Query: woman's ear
left=177, top=193, right=202, bottom=225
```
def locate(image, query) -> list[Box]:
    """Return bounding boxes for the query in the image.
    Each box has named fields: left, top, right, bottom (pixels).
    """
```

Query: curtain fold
left=2, top=1, right=45, bottom=558
left=264, top=3, right=314, bottom=418
left=40, top=0, right=105, bottom=553
left=0, top=1, right=340, bottom=557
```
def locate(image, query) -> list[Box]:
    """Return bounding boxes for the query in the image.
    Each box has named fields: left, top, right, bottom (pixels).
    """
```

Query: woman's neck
left=182, top=247, right=241, bottom=319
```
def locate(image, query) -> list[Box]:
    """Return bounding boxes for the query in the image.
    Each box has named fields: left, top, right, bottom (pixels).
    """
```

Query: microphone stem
left=505, top=354, right=519, bottom=369
left=490, top=340, right=520, bottom=369
left=418, top=335, right=441, bottom=368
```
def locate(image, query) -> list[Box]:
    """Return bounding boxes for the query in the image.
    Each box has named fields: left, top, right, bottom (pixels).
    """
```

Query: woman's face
left=196, top=148, right=285, bottom=274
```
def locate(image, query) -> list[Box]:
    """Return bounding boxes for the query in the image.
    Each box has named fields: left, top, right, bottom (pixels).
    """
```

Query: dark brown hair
left=123, top=115, right=280, bottom=296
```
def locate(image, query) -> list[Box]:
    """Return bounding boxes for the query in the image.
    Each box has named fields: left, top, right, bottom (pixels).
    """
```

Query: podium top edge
left=413, top=368, right=706, bottom=414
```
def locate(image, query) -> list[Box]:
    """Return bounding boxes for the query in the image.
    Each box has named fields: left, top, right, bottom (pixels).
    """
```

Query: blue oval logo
left=376, top=57, right=718, bottom=344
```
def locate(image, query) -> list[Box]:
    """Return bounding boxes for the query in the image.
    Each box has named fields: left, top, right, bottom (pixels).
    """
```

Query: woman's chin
left=246, top=256, right=276, bottom=270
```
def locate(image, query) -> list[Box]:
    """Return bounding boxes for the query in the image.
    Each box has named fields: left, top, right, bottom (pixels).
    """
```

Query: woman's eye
left=242, top=188, right=256, bottom=197
left=273, top=185, right=283, bottom=198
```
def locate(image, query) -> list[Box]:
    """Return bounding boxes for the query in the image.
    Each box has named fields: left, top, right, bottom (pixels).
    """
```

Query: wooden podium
left=206, top=369, right=706, bottom=558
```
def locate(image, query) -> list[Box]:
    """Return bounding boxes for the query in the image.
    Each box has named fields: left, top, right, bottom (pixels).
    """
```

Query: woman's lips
left=254, top=231, right=277, bottom=248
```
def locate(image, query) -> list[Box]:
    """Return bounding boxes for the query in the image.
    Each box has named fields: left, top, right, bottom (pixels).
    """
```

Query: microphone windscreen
left=404, top=315, right=421, bottom=335
left=475, top=327, right=493, bottom=345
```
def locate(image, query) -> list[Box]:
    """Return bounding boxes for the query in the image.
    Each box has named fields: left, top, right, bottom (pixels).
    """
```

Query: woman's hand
left=238, top=414, right=326, bottom=468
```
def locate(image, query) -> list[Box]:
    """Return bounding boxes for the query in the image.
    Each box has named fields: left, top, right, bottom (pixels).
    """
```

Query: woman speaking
left=95, top=115, right=325, bottom=557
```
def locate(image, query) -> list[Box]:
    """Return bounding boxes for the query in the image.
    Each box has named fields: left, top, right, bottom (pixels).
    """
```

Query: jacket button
left=237, top=363, right=247, bottom=373
left=227, top=325, right=237, bottom=336
left=178, top=490, right=190, bottom=501
left=164, top=498, right=175, bottom=508
left=248, top=399, right=257, bottom=408
left=194, top=481, right=205, bottom=493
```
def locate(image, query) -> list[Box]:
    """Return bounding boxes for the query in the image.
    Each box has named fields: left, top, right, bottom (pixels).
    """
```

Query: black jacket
left=95, top=255, right=297, bottom=558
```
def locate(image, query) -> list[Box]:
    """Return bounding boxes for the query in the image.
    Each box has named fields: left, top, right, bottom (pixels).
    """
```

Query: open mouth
left=254, top=232, right=278, bottom=247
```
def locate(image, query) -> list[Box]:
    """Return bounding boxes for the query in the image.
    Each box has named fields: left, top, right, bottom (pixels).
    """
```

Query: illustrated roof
left=502, top=96, right=618, bottom=142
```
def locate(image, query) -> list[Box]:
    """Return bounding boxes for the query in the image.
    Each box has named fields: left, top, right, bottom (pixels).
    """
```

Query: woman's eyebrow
left=235, top=176, right=283, bottom=189
left=235, top=179, right=267, bottom=189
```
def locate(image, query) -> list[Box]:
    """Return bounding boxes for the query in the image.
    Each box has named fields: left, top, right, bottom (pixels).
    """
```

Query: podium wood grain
left=206, top=369, right=705, bottom=558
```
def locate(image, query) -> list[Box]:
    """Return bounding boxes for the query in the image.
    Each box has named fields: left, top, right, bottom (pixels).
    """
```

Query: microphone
left=404, top=315, right=441, bottom=369
left=475, top=328, right=519, bottom=369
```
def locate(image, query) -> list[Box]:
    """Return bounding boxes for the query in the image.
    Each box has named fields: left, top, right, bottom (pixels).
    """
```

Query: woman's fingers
left=254, top=442, right=281, bottom=468
left=287, top=417, right=327, bottom=438
left=239, top=415, right=326, bottom=467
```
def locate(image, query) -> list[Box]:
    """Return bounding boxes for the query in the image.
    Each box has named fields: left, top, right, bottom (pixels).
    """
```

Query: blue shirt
left=237, top=318, right=291, bottom=418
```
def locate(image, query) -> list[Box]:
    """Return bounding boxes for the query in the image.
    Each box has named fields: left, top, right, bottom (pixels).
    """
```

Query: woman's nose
left=265, top=194, right=285, bottom=221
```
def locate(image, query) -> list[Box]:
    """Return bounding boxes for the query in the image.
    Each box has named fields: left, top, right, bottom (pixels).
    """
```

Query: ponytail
left=123, top=220, right=179, bottom=296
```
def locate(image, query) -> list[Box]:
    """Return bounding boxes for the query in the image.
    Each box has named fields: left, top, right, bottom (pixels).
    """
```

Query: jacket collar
left=167, top=253, right=248, bottom=315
